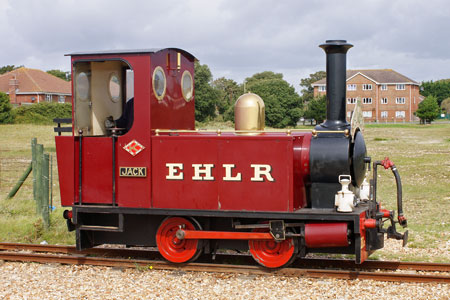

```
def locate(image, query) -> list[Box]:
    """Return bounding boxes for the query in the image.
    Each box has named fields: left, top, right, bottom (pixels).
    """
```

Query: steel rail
left=0, top=242, right=449, bottom=273
left=0, top=243, right=450, bottom=272
left=0, top=250, right=448, bottom=284
left=293, top=258, right=450, bottom=273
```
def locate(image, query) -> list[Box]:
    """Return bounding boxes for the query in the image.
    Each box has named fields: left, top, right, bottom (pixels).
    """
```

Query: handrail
left=154, top=128, right=349, bottom=137
left=53, top=118, right=72, bottom=136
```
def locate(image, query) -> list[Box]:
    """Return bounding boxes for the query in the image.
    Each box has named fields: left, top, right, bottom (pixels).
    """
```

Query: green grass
left=0, top=123, right=449, bottom=262
left=362, top=123, right=450, bottom=262
left=0, top=124, right=74, bottom=244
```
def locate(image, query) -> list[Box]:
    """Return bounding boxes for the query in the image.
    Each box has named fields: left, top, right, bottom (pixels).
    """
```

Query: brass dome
left=234, top=92, right=265, bottom=132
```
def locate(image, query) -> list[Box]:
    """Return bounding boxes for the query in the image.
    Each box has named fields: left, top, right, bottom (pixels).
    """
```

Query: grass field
left=0, top=123, right=449, bottom=261
left=363, top=123, right=450, bottom=262
left=0, top=124, right=73, bottom=244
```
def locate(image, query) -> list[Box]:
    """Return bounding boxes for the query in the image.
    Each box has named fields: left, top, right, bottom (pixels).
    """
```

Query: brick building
left=0, top=67, right=71, bottom=106
left=312, top=69, right=421, bottom=122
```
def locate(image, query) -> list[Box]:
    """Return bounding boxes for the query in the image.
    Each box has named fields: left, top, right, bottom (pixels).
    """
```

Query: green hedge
left=14, top=102, right=72, bottom=125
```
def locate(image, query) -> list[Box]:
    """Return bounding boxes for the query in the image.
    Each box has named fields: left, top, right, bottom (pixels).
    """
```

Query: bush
left=14, top=102, right=72, bottom=125
left=0, top=92, right=15, bottom=124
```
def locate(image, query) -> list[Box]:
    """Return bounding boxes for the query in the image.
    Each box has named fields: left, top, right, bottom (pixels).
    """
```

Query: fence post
left=42, top=153, right=50, bottom=228
left=31, top=138, right=37, bottom=201
left=35, top=144, right=44, bottom=215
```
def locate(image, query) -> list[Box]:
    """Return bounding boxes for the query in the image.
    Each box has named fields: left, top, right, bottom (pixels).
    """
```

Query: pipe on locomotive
left=318, top=40, right=353, bottom=131
left=374, top=158, right=408, bottom=227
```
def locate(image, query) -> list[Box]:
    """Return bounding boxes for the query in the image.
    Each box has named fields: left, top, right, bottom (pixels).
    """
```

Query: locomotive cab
left=57, top=48, right=196, bottom=207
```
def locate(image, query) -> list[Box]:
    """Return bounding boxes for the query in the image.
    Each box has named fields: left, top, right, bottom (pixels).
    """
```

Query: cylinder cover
left=305, top=223, right=349, bottom=248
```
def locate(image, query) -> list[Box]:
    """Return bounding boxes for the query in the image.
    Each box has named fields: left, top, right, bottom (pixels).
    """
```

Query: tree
left=194, top=61, right=220, bottom=122
left=420, top=79, right=450, bottom=106
left=304, top=95, right=326, bottom=124
left=0, top=92, right=14, bottom=124
left=245, top=71, right=283, bottom=87
left=441, top=98, right=450, bottom=114
left=414, top=95, right=441, bottom=124
left=47, top=69, right=70, bottom=81
left=212, top=77, right=242, bottom=121
left=245, top=72, right=302, bottom=128
left=299, top=71, right=326, bottom=100
left=0, top=65, right=23, bottom=75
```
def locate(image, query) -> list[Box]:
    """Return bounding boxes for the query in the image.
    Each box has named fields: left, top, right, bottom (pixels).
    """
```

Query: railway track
left=0, top=243, right=448, bottom=284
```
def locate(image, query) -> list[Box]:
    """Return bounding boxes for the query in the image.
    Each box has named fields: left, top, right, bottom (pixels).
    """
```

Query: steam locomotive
left=56, top=40, right=408, bottom=268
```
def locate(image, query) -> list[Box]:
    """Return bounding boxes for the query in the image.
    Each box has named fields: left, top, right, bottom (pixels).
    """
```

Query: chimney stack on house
left=8, top=75, right=19, bottom=104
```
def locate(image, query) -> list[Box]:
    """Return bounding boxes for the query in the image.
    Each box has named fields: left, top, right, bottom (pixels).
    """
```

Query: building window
left=58, top=95, right=65, bottom=103
left=381, top=84, right=388, bottom=91
left=381, top=111, right=388, bottom=118
left=45, top=94, right=52, bottom=102
left=396, top=84, right=405, bottom=90
left=347, top=111, right=352, bottom=118
left=318, top=85, right=326, bottom=92
left=396, top=111, right=405, bottom=118
left=396, top=97, right=406, bottom=104
left=381, top=97, right=388, bottom=104
left=347, top=84, right=356, bottom=91
left=362, top=97, right=372, bottom=104
left=347, top=98, right=357, bottom=104
left=363, top=111, right=372, bottom=118
left=362, top=84, right=372, bottom=90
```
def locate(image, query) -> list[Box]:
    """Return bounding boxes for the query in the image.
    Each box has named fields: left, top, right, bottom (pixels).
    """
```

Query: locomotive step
left=78, top=225, right=124, bottom=232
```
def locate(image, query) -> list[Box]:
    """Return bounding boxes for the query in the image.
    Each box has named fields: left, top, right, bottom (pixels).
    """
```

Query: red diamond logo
left=123, top=140, right=145, bottom=156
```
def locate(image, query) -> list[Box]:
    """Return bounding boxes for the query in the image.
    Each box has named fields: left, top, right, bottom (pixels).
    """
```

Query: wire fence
left=0, top=138, right=55, bottom=228
left=0, top=157, right=32, bottom=196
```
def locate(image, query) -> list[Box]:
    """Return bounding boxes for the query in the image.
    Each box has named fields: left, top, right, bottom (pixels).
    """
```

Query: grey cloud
left=0, top=0, right=448, bottom=88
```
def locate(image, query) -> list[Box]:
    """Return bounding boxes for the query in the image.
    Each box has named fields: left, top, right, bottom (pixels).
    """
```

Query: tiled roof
left=0, top=67, right=71, bottom=94
left=312, top=69, right=419, bottom=85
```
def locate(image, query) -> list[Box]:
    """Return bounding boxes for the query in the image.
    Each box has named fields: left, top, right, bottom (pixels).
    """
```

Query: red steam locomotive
left=56, top=40, right=408, bottom=268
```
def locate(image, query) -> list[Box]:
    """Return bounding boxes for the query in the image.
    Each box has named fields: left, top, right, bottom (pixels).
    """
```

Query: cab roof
left=66, top=48, right=196, bottom=60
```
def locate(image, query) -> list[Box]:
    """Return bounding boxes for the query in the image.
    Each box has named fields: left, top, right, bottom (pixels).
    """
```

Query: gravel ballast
left=0, top=261, right=448, bottom=300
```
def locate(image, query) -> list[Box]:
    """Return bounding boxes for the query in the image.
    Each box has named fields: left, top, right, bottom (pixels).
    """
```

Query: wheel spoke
left=249, top=228, right=297, bottom=268
left=156, top=217, right=201, bottom=263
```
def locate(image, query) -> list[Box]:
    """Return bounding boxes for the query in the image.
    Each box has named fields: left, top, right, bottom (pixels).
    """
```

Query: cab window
left=73, top=60, right=133, bottom=136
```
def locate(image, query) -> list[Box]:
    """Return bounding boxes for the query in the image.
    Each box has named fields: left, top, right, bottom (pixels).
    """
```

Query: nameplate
left=119, top=167, right=147, bottom=177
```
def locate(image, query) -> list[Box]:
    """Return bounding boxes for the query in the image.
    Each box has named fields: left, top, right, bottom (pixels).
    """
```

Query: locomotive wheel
left=248, top=228, right=298, bottom=268
left=156, top=217, right=202, bottom=263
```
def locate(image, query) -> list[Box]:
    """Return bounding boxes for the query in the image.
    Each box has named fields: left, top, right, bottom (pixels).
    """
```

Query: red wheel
left=156, top=217, right=202, bottom=263
left=249, top=228, right=297, bottom=268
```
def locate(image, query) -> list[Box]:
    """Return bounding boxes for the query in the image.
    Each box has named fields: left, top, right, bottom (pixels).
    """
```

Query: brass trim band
left=154, top=129, right=349, bottom=137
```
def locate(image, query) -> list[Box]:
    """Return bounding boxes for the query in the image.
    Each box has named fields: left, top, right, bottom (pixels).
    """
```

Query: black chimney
left=317, top=40, right=353, bottom=131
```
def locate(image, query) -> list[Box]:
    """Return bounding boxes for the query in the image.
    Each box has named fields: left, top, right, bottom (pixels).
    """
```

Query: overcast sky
left=1, top=0, right=449, bottom=92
